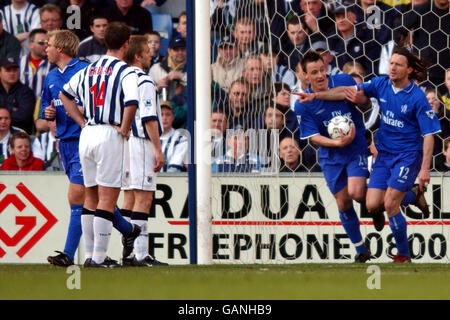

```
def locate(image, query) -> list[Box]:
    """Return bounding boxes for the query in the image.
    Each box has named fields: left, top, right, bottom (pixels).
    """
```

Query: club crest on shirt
left=426, top=110, right=435, bottom=119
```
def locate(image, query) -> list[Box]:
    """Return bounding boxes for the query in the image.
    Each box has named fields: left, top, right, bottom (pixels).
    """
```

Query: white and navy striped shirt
left=129, top=66, right=162, bottom=139
left=160, top=128, right=188, bottom=172
left=19, top=55, right=51, bottom=99
left=62, top=55, right=139, bottom=126
left=0, top=2, right=40, bottom=36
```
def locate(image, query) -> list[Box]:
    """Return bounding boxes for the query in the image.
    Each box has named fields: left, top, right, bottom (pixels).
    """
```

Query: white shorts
left=122, top=136, right=157, bottom=191
left=79, top=125, right=125, bottom=188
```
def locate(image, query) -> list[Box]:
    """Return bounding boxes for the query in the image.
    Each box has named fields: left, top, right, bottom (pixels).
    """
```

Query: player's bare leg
left=366, top=188, right=386, bottom=231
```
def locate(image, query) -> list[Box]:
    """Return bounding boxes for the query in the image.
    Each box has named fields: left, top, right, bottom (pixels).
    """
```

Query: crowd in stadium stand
left=0, top=0, right=448, bottom=173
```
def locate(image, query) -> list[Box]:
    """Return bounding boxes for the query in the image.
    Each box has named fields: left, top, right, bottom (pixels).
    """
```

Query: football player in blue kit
left=298, top=47, right=441, bottom=263
left=294, top=51, right=372, bottom=263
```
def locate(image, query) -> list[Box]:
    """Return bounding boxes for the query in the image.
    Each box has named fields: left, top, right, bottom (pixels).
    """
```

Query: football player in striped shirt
left=60, top=22, right=140, bottom=268
left=121, top=35, right=167, bottom=266
left=44, top=29, right=138, bottom=267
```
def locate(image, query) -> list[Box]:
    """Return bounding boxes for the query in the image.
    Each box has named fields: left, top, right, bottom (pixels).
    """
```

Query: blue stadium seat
left=146, top=10, right=173, bottom=57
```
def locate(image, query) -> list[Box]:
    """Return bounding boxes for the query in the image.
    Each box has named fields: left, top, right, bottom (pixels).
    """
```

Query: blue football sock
left=113, top=207, right=133, bottom=236
left=63, top=204, right=83, bottom=261
left=389, top=212, right=410, bottom=258
left=339, top=207, right=366, bottom=254
left=401, top=190, right=416, bottom=206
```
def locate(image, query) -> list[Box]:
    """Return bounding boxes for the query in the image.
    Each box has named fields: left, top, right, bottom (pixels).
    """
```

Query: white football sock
left=92, top=216, right=113, bottom=264
left=81, top=210, right=94, bottom=260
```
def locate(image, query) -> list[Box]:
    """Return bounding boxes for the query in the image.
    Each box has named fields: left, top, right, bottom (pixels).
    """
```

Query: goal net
left=206, top=0, right=450, bottom=264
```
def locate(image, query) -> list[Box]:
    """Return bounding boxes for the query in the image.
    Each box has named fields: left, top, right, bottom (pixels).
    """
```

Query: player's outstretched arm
left=418, top=134, right=434, bottom=192
left=145, top=120, right=165, bottom=172
left=58, top=92, right=85, bottom=128
left=293, top=86, right=355, bottom=103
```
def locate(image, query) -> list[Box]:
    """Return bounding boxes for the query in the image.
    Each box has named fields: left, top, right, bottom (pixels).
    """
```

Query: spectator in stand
left=354, top=0, right=401, bottom=46
left=443, top=68, right=450, bottom=113
left=18, top=28, right=51, bottom=134
left=290, top=60, right=309, bottom=110
left=0, top=0, right=41, bottom=50
left=292, top=0, right=335, bottom=36
left=426, top=88, right=449, bottom=163
left=78, top=15, right=108, bottom=63
left=311, top=41, right=341, bottom=76
left=159, top=101, right=188, bottom=172
left=271, top=82, right=300, bottom=142
left=211, top=108, right=228, bottom=159
left=404, top=0, right=449, bottom=91
left=211, top=127, right=262, bottom=173
left=211, top=37, right=245, bottom=93
left=39, top=4, right=63, bottom=33
left=102, top=0, right=153, bottom=35
left=260, top=45, right=296, bottom=90
left=279, top=136, right=320, bottom=172
left=1, top=131, right=43, bottom=171
left=233, top=17, right=264, bottom=58
left=60, top=0, right=99, bottom=41
left=146, top=31, right=165, bottom=69
left=242, top=54, right=271, bottom=114
left=378, top=26, right=411, bottom=76
left=32, top=119, right=63, bottom=171
left=149, top=36, right=187, bottom=101
left=435, top=137, right=450, bottom=172
left=223, top=78, right=251, bottom=129
left=342, top=61, right=366, bottom=80
left=0, top=58, right=35, bottom=134
left=19, top=28, right=50, bottom=100
left=328, top=3, right=380, bottom=77
left=0, top=106, right=23, bottom=165
left=0, top=15, right=21, bottom=60
left=172, top=11, right=186, bottom=41
left=278, top=15, right=311, bottom=72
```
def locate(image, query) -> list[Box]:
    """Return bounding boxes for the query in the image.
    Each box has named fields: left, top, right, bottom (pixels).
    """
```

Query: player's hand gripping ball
left=327, top=115, right=354, bottom=139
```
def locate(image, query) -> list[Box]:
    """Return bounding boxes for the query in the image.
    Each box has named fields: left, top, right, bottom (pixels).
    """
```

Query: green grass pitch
left=0, top=264, right=449, bottom=300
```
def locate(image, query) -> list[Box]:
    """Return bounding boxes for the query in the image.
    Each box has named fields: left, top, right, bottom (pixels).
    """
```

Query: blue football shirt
left=294, top=74, right=367, bottom=166
left=359, top=76, right=441, bottom=153
left=41, top=57, right=89, bottom=140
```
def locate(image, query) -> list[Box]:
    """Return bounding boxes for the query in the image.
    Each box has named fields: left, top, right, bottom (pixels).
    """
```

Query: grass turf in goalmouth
left=0, top=263, right=448, bottom=300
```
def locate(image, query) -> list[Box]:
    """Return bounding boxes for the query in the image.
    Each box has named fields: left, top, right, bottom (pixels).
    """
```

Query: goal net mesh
left=207, top=0, right=450, bottom=263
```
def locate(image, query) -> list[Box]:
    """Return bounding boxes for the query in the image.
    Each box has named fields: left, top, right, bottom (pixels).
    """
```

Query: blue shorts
left=59, top=139, right=84, bottom=186
left=321, top=153, right=369, bottom=195
left=368, top=150, right=422, bottom=192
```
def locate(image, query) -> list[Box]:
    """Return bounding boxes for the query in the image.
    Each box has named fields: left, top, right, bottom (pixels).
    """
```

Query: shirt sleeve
left=295, top=102, right=319, bottom=139
left=40, top=77, right=51, bottom=119
left=139, top=79, right=158, bottom=122
left=122, top=70, right=139, bottom=107
left=358, top=76, right=382, bottom=99
left=61, top=69, right=83, bottom=100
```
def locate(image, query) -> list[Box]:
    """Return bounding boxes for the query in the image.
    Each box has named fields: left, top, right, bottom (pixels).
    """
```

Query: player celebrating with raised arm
left=298, top=47, right=441, bottom=263
left=121, top=35, right=168, bottom=266
left=59, top=22, right=140, bottom=268
left=294, top=51, right=372, bottom=263
left=44, top=30, right=139, bottom=267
